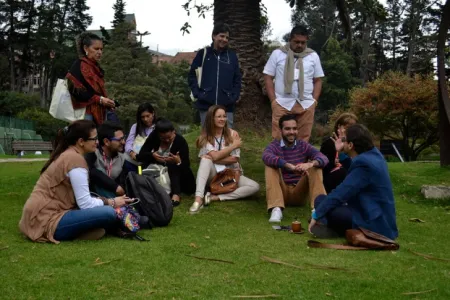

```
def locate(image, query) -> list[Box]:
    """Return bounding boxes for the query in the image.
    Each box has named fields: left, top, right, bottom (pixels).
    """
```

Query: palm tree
left=437, top=0, right=450, bottom=166
left=213, top=0, right=268, bottom=126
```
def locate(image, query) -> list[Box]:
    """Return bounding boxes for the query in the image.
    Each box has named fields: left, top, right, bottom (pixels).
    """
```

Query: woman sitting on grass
left=189, top=105, right=260, bottom=213
left=19, top=120, right=132, bottom=243
left=320, top=113, right=358, bottom=193
left=124, top=102, right=156, bottom=171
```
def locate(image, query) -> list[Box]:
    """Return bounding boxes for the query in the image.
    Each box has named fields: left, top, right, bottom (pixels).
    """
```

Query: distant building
left=148, top=49, right=173, bottom=64
left=87, top=13, right=137, bottom=40
left=170, top=52, right=197, bottom=65
left=149, top=50, right=198, bottom=65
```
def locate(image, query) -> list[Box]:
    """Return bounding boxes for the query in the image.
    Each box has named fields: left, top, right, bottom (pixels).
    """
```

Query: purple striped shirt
left=262, top=139, right=329, bottom=184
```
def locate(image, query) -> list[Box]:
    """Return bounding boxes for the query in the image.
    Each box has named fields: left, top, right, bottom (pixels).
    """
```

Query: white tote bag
left=190, top=47, right=207, bottom=102
left=49, top=79, right=86, bottom=123
left=143, top=164, right=171, bottom=194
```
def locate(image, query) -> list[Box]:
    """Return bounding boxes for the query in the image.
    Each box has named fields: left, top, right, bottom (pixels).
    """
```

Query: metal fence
left=0, top=116, right=35, bottom=130
left=0, top=137, right=13, bottom=155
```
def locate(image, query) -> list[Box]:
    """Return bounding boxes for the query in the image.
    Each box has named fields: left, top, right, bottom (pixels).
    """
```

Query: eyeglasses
left=341, top=137, right=347, bottom=143
left=109, top=136, right=126, bottom=142
left=86, top=136, right=98, bottom=141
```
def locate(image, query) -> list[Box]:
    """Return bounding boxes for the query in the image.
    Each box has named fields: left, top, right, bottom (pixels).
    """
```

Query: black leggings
left=168, top=164, right=196, bottom=196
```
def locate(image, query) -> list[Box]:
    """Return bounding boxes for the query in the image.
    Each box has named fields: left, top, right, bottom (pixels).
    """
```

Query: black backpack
left=125, top=172, right=173, bottom=227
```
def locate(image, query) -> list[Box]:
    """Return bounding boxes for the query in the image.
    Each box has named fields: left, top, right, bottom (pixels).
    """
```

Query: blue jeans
left=314, top=195, right=352, bottom=236
left=200, top=111, right=234, bottom=128
left=54, top=206, right=117, bottom=241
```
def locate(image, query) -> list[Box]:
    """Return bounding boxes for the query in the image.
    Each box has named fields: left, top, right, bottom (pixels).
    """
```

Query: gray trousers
left=195, top=158, right=260, bottom=201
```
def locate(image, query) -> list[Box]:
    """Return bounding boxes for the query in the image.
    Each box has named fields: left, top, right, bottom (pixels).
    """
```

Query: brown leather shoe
left=76, top=228, right=106, bottom=240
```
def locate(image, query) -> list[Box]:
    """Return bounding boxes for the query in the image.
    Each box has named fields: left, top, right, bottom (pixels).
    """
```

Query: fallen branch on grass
left=231, top=295, right=281, bottom=298
left=401, top=288, right=437, bottom=295
left=0, top=246, right=9, bottom=251
left=261, top=256, right=352, bottom=272
left=92, top=259, right=119, bottom=266
left=304, top=262, right=354, bottom=272
left=185, top=254, right=234, bottom=264
left=408, top=249, right=450, bottom=262
left=260, top=256, right=303, bottom=270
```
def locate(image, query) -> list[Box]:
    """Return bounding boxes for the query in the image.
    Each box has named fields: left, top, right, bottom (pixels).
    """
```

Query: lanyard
left=214, top=134, right=224, bottom=151
left=103, top=153, right=113, bottom=177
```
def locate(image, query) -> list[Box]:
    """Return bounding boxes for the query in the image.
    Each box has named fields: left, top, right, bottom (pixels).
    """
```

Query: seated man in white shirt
left=263, top=25, right=324, bottom=142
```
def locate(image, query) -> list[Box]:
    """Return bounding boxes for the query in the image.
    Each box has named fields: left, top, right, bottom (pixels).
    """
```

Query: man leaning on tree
left=264, top=25, right=324, bottom=142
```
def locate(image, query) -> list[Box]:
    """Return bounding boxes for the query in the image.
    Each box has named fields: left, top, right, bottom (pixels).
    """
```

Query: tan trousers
left=265, top=166, right=326, bottom=209
left=271, top=100, right=316, bottom=142
left=195, top=158, right=260, bottom=201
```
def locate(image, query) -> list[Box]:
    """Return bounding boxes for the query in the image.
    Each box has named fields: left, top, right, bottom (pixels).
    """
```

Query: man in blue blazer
left=308, top=124, right=398, bottom=240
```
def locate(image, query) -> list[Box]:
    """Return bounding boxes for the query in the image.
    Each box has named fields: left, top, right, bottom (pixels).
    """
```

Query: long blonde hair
left=196, top=105, right=234, bottom=149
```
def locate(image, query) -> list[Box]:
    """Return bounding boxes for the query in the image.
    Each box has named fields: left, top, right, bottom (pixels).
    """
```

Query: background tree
left=348, top=71, right=438, bottom=161
left=101, top=23, right=193, bottom=130
left=317, top=38, right=358, bottom=120
left=437, top=0, right=450, bottom=166
left=111, top=0, right=126, bottom=28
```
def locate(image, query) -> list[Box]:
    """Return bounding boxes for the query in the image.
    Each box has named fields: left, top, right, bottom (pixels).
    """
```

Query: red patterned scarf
left=66, top=57, right=107, bottom=125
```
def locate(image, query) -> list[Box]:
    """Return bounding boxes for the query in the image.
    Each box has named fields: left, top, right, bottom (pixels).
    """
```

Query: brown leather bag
left=210, top=168, right=239, bottom=195
left=307, top=228, right=399, bottom=251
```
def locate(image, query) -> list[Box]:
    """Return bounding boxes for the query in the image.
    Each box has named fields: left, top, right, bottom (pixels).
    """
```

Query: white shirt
left=198, top=130, right=241, bottom=172
left=68, top=168, right=104, bottom=209
left=263, top=49, right=324, bottom=110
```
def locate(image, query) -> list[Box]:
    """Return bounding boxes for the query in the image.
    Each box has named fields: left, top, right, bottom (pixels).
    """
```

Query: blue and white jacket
left=188, top=44, right=242, bottom=112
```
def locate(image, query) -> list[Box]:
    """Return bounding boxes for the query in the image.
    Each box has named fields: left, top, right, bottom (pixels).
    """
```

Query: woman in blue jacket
left=188, top=23, right=242, bottom=128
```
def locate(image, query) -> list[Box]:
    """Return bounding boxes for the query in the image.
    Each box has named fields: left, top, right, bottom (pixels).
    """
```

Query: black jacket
left=137, top=132, right=192, bottom=169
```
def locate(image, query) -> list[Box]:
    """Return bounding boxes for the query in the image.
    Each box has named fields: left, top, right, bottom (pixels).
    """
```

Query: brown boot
left=76, top=228, right=106, bottom=240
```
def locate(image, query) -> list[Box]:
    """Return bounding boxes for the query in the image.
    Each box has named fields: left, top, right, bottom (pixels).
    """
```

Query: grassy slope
left=0, top=131, right=449, bottom=299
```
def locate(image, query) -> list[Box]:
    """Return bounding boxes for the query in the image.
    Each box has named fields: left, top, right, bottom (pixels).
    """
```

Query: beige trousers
left=271, top=100, right=316, bottom=142
left=195, top=158, right=260, bottom=201
left=265, top=166, right=326, bottom=209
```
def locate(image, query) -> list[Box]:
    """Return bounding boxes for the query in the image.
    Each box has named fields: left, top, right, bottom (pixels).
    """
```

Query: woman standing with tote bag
left=66, top=32, right=116, bottom=126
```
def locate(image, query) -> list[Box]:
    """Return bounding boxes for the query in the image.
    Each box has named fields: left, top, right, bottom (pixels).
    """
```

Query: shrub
left=17, top=108, right=66, bottom=141
left=0, top=91, right=40, bottom=116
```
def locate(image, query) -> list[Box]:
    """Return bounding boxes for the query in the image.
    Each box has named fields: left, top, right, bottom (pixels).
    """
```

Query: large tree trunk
left=18, top=0, right=36, bottom=93
left=214, top=0, right=270, bottom=128
left=360, top=16, right=374, bottom=86
left=8, top=4, right=16, bottom=91
left=405, top=0, right=420, bottom=76
left=437, top=0, right=450, bottom=166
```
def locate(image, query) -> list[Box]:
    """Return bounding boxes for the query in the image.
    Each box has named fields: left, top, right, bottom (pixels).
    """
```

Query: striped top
left=262, top=139, right=329, bottom=184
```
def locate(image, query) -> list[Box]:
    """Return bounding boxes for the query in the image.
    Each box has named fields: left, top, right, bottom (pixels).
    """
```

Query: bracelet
left=110, top=198, right=115, bottom=208
left=100, top=96, right=103, bottom=105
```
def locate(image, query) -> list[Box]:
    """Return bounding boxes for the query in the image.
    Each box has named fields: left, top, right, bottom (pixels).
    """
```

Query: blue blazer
left=315, top=147, right=398, bottom=240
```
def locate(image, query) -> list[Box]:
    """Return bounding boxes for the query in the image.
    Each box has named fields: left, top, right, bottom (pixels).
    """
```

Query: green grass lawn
left=1, top=131, right=449, bottom=299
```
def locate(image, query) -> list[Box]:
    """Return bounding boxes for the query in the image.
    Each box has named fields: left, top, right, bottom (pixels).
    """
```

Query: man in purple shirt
left=262, top=114, right=328, bottom=222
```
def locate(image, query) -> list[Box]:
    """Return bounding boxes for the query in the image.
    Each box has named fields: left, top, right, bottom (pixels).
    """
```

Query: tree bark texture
left=437, top=0, right=450, bottom=166
left=214, top=0, right=271, bottom=129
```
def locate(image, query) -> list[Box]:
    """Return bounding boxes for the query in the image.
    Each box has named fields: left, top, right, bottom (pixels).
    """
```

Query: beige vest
left=19, top=148, right=88, bottom=243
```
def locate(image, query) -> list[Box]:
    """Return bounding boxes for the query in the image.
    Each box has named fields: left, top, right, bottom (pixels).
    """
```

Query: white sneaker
left=269, top=207, right=283, bottom=223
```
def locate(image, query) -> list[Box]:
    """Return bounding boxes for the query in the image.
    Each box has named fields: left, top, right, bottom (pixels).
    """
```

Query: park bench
left=12, top=140, right=53, bottom=156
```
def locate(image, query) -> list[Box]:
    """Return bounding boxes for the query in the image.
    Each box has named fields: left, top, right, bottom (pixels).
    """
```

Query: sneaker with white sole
left=269, top=207, right=283, bottom=223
